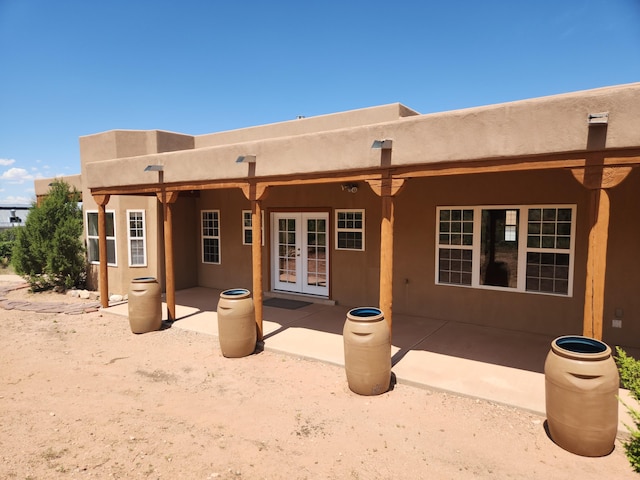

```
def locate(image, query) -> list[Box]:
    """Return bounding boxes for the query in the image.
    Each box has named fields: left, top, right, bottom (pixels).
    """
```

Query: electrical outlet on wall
left=612, top=319, right=622, bottom=328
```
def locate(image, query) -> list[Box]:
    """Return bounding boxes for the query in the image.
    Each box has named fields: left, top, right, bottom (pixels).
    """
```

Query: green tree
left=12, top=180, right=86, bottom=290
left=0, top=227, right=18, bottom=267
left=616, top=347, right=640, bottom=473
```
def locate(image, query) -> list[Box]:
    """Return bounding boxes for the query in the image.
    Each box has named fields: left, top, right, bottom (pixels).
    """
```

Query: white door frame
left=271, top=212, right=329, bottom=297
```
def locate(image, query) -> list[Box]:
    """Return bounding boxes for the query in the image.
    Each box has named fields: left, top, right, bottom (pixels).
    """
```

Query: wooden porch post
left=93, top=194, right=110, bottom=308
left=583, top=188, right=609, bottom=339
left=572, top=165, right=633, bottom=339
left=367, top=178, right=405, bottom=334
left=380, top=193, right=395, bottom=330
left=243, top=184, right=268, bottom=342
left=157, top=190, right=179, bottom=322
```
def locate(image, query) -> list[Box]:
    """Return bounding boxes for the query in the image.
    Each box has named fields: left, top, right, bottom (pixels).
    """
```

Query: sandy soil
left=0, top=285, right=635, bottom=479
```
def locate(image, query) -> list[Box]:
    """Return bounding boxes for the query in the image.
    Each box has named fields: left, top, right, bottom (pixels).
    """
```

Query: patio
left=104, top=286, right=635, bottom=436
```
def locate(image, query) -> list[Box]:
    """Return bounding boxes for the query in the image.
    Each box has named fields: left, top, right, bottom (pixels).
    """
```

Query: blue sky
left=1, top=0, right=639, bottom=205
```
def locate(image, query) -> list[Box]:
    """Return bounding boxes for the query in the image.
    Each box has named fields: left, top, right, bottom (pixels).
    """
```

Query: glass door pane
left=277, top=217, right=298, bottom=285
left=480, top=209, right=519, bottom=288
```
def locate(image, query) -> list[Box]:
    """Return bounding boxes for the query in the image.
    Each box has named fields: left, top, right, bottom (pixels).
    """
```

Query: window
left=336, top=209, right=365, bottom=250
left=525, top=207, right=573, bottom=295
left=127, top=210, right=146, bottom=266
left=242, top=210, right=264, bottom=246
left=437, top=209, right=474, bottom=286
left=202, top=210, right=220, bottom=264
left=86, top=211, right=116, bottom=265
left=436, top=205, right=575, bottom=296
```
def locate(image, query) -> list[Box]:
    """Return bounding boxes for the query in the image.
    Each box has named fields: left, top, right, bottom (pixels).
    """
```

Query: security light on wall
left=371, top=139, right=393, bottom=150
left=236, top=155, right=257, bottom=163
left=144, top=165, right=164, bottom=172
left=588, top=112, right=609, bottom=126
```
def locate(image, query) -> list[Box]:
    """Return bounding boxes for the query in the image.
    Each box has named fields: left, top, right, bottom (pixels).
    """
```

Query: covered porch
left=103, top=286, right=636, bottom=435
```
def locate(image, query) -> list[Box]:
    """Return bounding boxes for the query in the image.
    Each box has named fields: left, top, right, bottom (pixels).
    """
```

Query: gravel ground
left=0, top=285, right=635, bottom=479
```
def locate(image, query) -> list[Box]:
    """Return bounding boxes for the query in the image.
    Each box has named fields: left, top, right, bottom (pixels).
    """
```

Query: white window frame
left=435, top=204, right=576, bottom=297
left=242, top=210, right=265, bottom=246
left=86, top=210, right=117, bottom=266
left=201, top=210, right=221, bottom=264
left=335, top=209, right=365, bottom=251
left=127, top=209, right=147, bottom=267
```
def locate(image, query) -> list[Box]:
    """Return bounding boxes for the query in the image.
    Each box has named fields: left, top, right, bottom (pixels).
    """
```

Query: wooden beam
left=370, top=177, right=402, bottom=335
left=241, top=183, right=269, bottom=201
left=583, top=189, right=610, bottom=340
left=571, top=165, right=634, bottom=189
left=379, top=194, right=395, bottom=334
left=252, top=199, right=264, bottom=342
left=366, top=178, right=405, bottom=197
left=155, top=190, right=180, bottom=204
left=158, top=191, right=178, bottom=322
left=92, top=194, right=110, bottom=309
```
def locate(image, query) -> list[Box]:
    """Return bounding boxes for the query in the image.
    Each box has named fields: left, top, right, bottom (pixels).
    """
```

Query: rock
left=109, top=294, right=123, bottom=302
left=67, top=290, right=80, bottom=298
left=79, top=290, right=91, bottom=299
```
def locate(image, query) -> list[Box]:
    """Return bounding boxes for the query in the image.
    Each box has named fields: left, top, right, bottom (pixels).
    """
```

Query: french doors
left=271, top=212, right=329, bottom=296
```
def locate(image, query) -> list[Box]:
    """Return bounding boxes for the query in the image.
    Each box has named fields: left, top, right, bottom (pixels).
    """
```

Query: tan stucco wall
left=68, top=83, right=640, bottom=348
left=194, top=103, right=419, bottom=148
left=186, top=183, right=383, bottom=301
left=78, top=130, right=195, bottom=295
left=83, top=194, right=162, bottom=296
left=602, top=167, right=640, bottom=350
left=172, top=196, right=199, bottom=290
left=392, top=170, right=590, bottom=338
left=194, top=189, right=256, bottom=290
left=34, top=174, right=83, bottom=197
left=84, top=83, right=640, bottom=191
left=187, top=169, right=597, bottom=340
left=79, top=130, right=194, bottom=164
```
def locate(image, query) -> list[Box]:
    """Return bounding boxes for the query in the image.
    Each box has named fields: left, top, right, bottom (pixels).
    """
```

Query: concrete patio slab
left=101, top=287, right=635, bottom=437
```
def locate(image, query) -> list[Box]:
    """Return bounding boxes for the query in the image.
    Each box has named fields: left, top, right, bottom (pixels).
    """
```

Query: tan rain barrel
left=544, top=335, right=619, bottom=456
left=343, top=307, right=391, bottom=396
left=217, top=289, right=257, bottom=358
left=127, top=277, right=162, bottom=334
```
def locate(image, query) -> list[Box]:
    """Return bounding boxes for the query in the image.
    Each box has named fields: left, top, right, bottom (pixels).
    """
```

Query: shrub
left=615, top=346, right=640, bottom=473
left=0, top=228, right=18, bottom=266
left=11, top=180, right=86, bottom=290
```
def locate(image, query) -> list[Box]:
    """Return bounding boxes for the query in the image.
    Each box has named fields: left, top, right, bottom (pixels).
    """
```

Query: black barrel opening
left=556, top=336, right=607, bottom=354
left=222, top=288, right=250, bottom=296
left=349, top=307, right=382, bottom=318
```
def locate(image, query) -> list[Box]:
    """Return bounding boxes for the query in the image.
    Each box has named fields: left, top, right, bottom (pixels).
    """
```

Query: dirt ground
left=0, top=284, right=636, bottom=479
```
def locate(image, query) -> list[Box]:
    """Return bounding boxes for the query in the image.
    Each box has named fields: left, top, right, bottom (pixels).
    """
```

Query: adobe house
left=35, top=83, right=640, bottom=350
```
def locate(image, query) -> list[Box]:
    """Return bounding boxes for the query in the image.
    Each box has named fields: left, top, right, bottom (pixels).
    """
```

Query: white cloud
left=0, top=194, right=33, bottom=204
left=1, top=167, right=34, bottom=183
left=0, top=158, right=16, bottom=166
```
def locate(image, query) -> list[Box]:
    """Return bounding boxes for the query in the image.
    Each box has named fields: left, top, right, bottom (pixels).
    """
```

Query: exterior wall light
left=236, top=155, right=257, bottom=163
left=144, top=165, right=164, bottom=171
left=341, top=183, right=358, bottom=193
left=371, top=139, right=393, bottom=150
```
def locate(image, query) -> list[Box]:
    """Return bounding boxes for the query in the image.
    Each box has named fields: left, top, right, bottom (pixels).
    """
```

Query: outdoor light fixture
left=588, top=112, right=609, bottom=126
left=144, top=165, right=164, bottom=172
left=341, top=183, right=358, bottom=194
left=236, top=155, right=257, bottom=163
left=371, top=139, right=393, bottom=150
